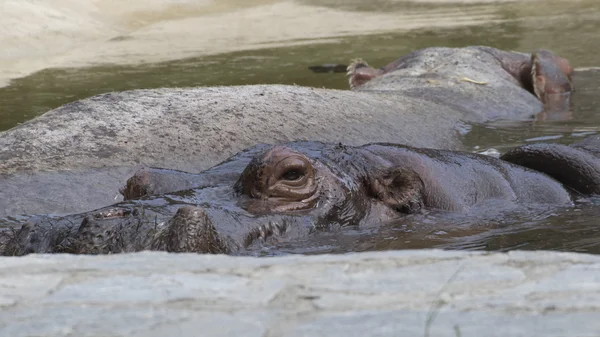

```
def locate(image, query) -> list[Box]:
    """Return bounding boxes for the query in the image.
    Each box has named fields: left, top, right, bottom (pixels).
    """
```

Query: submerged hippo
left=347, top=46, right=573, bottom=121
left=10, top=135, right=600, bottom=256
left=0, top=46, right=574, bottom=217
left=502, top=135, right=600, bottom=195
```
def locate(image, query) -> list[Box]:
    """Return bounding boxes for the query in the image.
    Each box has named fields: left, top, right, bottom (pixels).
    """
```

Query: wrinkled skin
left=1, top=140, right=577, bottom=256
left=0, top=46, right=574, bottom=217
left=502, top=135, right=600, bottom=195
left=347, top=46, right=573, bottom=121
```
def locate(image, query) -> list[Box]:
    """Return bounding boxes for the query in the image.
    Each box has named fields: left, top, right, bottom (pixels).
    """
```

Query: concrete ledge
left=1, top=249, right=599, bottom=336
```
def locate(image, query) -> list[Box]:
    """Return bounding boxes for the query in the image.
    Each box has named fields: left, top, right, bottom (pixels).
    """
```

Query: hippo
left=347, top=46, right=573, bottom=121
left=10, top=135, right=600, bottom=257
left=0, top=46, right=574, bottom=217
left=501, top=135, right=600, bottom=195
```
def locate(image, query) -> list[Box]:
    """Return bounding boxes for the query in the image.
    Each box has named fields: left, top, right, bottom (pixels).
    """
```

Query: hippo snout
left=72, top=205, right=231, bottom=255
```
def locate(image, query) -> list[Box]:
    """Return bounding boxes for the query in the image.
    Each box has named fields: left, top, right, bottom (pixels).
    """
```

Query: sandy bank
left=0, top=0, right=528, bottom=88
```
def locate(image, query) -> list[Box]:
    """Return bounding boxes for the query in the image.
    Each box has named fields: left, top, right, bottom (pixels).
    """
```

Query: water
left=264, top=201, right=600, bottom=256
left=2, top=0, right=600, bottom=255
left=464, top=68, right=600, bottom=152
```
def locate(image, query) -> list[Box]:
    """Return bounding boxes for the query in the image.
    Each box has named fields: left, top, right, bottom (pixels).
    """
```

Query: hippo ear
left=531, top=50, right=573, bottom=100
left=347, top=58, right=384, bottom=89
left=368, top=167, right=424, bottom=214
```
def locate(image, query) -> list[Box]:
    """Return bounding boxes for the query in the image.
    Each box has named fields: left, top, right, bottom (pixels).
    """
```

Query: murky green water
left=2, top=0, right=600, bottom=255
left=265, top=200, right=600, bottom=256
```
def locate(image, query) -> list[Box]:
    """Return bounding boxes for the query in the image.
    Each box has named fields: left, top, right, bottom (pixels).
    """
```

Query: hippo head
left=230, top=143, right=424, bottom=231
left=4, top=140, right=575, bottom=257
left=111, top=140, right=573, bottom=255
left=53, top=141, right=569, bottom=257
left=531, top=49, right=574, bottom=119
left=112, top=142, right=437, bottom=254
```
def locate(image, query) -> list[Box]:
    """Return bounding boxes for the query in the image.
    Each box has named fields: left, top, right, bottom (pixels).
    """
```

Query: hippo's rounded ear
left=347, top=58, right=384, bottom=89
left=531, top=50, right=573, bottom=100
left=368, top=167, right=424, bottom=214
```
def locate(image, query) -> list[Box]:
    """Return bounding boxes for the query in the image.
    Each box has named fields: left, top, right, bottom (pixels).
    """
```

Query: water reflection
left=261, top=199, right=600, bottom=256
left=463, top=69, right=600, bottom=151
left=427, top=201, right=600, bottom=254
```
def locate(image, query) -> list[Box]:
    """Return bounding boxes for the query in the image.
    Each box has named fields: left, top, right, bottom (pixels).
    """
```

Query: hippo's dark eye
left=281, top=170, right=304, bottom=181
left=253, top=149, right=318, bottom=204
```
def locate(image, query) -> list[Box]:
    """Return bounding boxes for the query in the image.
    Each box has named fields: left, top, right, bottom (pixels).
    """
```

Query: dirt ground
left=1, top=0, right=580, bottom=88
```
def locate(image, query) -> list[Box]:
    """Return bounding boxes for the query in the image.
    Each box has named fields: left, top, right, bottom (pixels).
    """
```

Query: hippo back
left=354, top=47, right=543, bottom=123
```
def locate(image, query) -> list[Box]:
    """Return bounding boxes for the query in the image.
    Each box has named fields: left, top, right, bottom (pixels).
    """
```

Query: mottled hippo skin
left=0, top=46, right=573, bottom=216
left=348, top=46, right=573, bottom=121
left=2, top=140, right=582, bottom=256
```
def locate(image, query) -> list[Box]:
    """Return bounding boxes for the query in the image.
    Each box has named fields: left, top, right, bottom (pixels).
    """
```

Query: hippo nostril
left=157, top=206, right=229, bottom=254
left=396, top=199, right=424, bottom=214
left=121, top=168, right=154, bottom=200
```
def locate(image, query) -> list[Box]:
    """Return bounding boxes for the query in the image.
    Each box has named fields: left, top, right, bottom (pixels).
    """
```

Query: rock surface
left=1, top=249, right=600, bottom=337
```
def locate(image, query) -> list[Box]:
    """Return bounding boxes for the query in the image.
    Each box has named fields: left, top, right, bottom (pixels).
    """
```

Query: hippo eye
left=258, top=149, right=318, bottom=203
left=273, top=158, right=310, bottom=188
left=281, top=170, right=304, bottom=181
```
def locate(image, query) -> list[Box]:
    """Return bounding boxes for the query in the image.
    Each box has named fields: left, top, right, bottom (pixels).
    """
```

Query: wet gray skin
left=502, top=135, right=600, bottom=195
left=0, top=46, right=574, bottom=217
left=1, top=140, right=579, bottom=256
left=347, top=46, right=573, bottom=121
